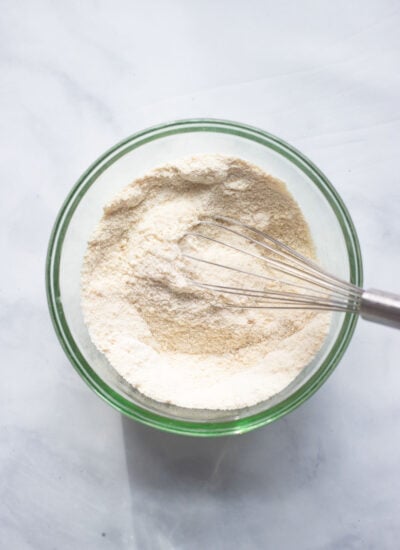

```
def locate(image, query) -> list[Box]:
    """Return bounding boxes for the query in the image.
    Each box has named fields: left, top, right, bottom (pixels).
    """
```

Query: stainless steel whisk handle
left=360, top=289, right=400, bottom=329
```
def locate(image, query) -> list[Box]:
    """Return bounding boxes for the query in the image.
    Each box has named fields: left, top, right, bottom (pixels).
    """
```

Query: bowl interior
left=47, top=120, right=362, bottom=435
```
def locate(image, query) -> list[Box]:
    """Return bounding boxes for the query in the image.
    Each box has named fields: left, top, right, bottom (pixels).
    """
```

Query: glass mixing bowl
left=46, top=119, right=363, bottom=436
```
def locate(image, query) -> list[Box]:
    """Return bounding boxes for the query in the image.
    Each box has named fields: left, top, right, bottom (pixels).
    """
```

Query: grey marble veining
left=1, top=1, right=400, bottom=548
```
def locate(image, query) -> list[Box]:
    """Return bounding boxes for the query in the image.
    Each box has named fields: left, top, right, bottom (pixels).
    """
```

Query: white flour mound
left=81, top=155, right=330, bottom=410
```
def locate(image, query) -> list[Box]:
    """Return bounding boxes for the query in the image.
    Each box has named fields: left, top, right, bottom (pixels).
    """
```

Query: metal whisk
left=180, top=216, right=400, bottom=329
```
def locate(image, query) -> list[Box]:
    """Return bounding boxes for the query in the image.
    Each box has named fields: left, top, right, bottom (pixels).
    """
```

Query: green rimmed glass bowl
left=46, top=119, right=362, bottom=436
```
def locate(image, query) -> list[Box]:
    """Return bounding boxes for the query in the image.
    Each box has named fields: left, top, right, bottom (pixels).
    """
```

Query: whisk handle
left=360, top=289, right=400, bottom=329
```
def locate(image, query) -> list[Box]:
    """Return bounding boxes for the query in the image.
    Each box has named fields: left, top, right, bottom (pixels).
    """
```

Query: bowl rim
left=46, top=118, right=363, bottom=437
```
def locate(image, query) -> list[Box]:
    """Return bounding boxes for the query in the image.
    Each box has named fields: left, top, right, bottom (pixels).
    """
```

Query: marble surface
left=1, top=1, right=400, bottom=548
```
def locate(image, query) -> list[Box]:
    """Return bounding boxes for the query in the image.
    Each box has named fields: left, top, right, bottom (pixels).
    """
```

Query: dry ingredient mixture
left=81, top=155, right=330, bottom=410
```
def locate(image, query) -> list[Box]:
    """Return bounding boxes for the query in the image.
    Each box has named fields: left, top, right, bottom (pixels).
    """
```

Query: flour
left=81, top=155, right=330, bottom=410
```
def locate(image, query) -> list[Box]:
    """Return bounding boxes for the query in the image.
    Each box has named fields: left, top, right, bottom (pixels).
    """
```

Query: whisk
left=180, top=216, right=400, bottom=329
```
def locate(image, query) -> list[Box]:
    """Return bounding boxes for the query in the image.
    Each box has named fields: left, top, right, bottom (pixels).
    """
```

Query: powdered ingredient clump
left=81, top=155, right=329, bottom=410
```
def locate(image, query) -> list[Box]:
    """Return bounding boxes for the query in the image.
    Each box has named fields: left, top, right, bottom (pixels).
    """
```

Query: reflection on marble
left=1, top=0, right=400, bottom=548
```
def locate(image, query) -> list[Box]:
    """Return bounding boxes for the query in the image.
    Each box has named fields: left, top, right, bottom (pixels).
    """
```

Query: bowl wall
left=46, top=119, right=362, bottom=435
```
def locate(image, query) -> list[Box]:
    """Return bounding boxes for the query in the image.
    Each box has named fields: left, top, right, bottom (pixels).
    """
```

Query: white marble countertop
left=2, top=1, right=400, bottom=548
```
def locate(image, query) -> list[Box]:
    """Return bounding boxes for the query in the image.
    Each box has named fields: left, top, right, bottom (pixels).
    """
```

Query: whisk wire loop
left=181, top=216, right=363, bottom=313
